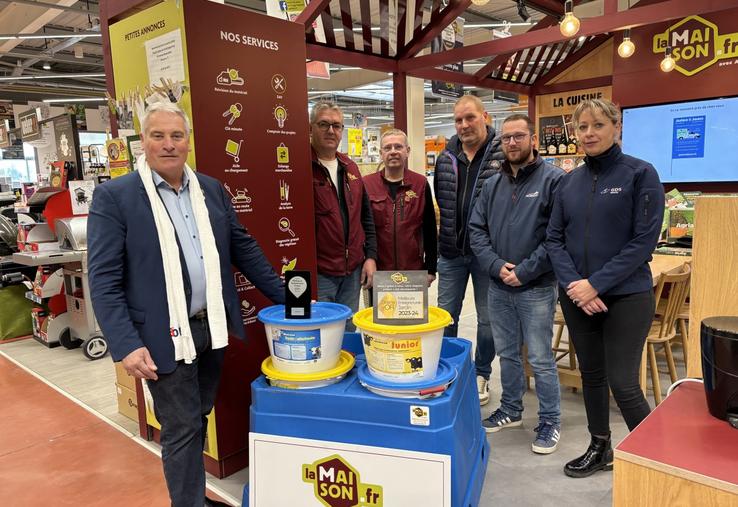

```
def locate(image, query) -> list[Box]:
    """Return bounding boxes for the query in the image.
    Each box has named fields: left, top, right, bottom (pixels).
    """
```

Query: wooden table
left=614, top=383, right=738, bottom=506
left=649, top=253, right=692, bottom=285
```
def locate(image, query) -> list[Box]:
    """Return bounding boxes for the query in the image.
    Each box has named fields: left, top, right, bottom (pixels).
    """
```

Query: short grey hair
left=141, top=102, right=191, bottom=136
left=310, top=101, right=343, bottom=124
left=380, top=128, right=408, bottom=146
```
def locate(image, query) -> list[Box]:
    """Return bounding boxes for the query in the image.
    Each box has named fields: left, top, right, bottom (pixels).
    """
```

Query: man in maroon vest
left=310, top=102, right=377, bottom=330
left=363, top=129, right=437, bottom=286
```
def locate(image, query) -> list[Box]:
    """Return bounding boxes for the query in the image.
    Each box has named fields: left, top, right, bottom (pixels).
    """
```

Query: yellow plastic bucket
left=352, top=306, right=452, bottom=383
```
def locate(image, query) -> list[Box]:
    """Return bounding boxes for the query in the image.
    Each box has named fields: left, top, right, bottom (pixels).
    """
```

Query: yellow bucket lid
left=352, top=306, right=452, bottom=335
left=261, top=350, right=356, bottom=381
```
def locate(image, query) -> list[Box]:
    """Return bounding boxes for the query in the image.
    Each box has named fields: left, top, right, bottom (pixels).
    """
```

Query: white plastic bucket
left=352, top=306, right=452, bottom=383
left=257, top=303, right=352, bottom=374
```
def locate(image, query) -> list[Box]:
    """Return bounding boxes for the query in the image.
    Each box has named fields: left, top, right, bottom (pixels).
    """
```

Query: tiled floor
left=0, top=280, right=686, bottom=506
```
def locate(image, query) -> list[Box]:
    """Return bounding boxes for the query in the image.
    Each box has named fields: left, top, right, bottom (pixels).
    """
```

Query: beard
left=505, top=145, right=532, bottom=165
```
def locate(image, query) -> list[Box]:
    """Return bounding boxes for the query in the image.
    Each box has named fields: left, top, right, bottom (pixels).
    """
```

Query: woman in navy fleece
left=545, top=99, right=665, bottom=478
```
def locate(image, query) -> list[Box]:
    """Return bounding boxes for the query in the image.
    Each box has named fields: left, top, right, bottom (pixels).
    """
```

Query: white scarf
left=137, top=154, right=228, bottom=363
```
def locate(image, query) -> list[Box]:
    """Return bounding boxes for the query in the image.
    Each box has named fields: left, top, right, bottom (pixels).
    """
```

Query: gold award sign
left=372, top=270, right=429, bottom=325
left=653, top=15, right=738, bottom=76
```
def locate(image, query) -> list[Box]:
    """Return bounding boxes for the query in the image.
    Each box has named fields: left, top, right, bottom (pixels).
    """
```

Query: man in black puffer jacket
left=433, top=95, right=505, bottom=406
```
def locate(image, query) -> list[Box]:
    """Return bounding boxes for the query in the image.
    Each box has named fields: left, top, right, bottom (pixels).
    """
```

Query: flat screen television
left=621, top=96, right=738, bottom=183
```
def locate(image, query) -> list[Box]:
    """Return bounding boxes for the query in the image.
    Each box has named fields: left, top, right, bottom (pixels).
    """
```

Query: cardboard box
left=114, top=362, right=136, bottom=391
left=116, top=383, right=138, bottom=422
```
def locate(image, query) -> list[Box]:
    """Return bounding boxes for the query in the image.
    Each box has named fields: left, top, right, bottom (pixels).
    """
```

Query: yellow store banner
left=107, top=0, right=197, bottom=167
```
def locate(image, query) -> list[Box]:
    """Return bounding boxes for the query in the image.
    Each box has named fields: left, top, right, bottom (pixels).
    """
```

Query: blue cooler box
left=245, top=335, right=488, bottom=507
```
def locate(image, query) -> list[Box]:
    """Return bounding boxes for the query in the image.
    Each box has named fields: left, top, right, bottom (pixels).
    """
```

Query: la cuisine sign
left=652, top=15, right=738, bottom=76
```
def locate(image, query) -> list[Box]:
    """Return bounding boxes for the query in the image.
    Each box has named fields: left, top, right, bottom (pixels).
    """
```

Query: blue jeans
left=489, top=284, right=561, bottom=424
left=437, top=254, right=495, bottom=379
left=146, top=316, right=225, bottom=507
left=317, top=265, right=362, bottom=331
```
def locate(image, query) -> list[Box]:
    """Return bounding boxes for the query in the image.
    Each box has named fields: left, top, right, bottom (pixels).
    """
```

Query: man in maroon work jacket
left=310, top=101, right=377, bottom=330
left=363, top=128, right=437, bottom=287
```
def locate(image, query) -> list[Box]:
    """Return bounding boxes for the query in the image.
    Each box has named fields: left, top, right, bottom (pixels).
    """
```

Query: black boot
left=564, top=434, right=613, bottom=478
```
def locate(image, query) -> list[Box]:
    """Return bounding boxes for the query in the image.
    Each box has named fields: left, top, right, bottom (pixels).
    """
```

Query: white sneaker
left=476, top=375, right=489, bottom=406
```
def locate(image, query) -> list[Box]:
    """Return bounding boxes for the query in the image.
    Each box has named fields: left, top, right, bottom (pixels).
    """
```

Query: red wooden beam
left=338, top=0, right=355, bottom=51
left=535, top=75, right=613, bottom=95
left=532, top=34, right=611, bottom=90
left=400, top=0, right=737, bottom=71
left=604, top=0, right=618, bottom=15
left=393, top=72, right=408, bottom=132
left=306, top=43, right=399, bottom=73
left=359, top=0, right=373, bottom=53
left=405, top=66, right=532, bottom=94
left=295, top=0, right=331, bottom=29
left=397, top=0, right=471, bottom=59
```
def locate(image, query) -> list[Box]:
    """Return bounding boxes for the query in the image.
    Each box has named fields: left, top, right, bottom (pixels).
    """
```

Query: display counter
left=613, top=382, right=738, bottom=506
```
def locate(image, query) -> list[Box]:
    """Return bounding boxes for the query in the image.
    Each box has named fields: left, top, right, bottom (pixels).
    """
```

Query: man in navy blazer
left=88, top=103, right=283, bottom=507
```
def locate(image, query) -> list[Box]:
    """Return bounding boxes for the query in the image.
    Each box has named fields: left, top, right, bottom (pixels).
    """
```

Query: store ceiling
left=0, top=0, right=603, bottom=123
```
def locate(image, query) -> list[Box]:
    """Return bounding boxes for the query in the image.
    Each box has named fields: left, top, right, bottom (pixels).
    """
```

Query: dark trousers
left=146, top=316, right=225, bottom=507
left=560, top=290, right=654, bottom=436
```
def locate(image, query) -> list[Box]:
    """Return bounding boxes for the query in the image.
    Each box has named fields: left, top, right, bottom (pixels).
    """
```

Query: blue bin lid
left=357, top=358, right=456, bottom=391
left=257, top=302, right=352, bottom=326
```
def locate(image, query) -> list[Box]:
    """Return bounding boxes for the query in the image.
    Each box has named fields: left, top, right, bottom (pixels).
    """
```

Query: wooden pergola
left=295, top=0, right=738, bottom=129
left=101, top=0, right=738, bottom=130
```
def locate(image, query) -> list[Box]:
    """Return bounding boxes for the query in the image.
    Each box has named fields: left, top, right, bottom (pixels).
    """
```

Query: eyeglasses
left=314, top=121, right=344, bottom=132
left=381, top=143, right=407, bottom=153
left=500, top=133, right=530, bottom=144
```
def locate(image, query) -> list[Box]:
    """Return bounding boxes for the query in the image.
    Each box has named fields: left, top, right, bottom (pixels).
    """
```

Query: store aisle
left=0, top=354, right=171, bottom=506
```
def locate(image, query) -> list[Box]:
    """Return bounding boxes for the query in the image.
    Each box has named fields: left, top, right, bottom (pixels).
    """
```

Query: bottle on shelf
left=557, top=128, right=568, bottom=155
left=546, top=127, right=558, bottom=155
left=567, top=136, right=577, bottom=154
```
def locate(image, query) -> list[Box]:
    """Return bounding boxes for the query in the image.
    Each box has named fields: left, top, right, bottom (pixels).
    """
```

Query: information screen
left=622, top=96, right=738, bottom=183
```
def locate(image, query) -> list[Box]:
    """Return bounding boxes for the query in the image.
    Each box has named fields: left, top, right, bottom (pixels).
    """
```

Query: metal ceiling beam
left=400, top=0, right=738, bottom=71
left=11, top=24, right=100, bottom=75
left=0, top=48, right=103, bottom=67
left=397, top=0, right=471, bottom=59
left=0, top=0, right=81, bottom=55
left=306, top=43, right=399, bottom=73
left=0, top=0, right=98, bottom=15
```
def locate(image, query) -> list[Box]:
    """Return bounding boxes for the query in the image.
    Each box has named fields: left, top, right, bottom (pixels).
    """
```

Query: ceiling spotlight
left=660, top=46, right=676, bottom=72
left=559, top=0, right=581, bottom=38
left=516, top=0, right=531, bottom=22
left=618, top=28, right=636, bottom=58
left=470, top=0, right=490, bottom=5
left=43, top=62, right=51, bottom=70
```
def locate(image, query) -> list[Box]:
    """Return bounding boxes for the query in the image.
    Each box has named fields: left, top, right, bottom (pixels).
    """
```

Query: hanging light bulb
left=43, top=62, right=51, bottom=70
left=618, top=29, right=636, bottom=58
left=660, top=46, right=676, bottom=72
left=559, top=0, right=580, bottom=38
left=470, top=0, right=490, bottom=5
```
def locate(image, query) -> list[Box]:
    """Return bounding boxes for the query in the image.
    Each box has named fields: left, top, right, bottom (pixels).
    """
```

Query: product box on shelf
left=31, top=308, right=48, bottom=338
left=116, top=382, right=138, bottom=421
left=114, top=361, right=136, bottom=391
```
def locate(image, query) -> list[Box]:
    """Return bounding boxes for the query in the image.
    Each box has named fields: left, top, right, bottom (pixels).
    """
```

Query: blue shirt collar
left=151, top=169, right=189, bottom=192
